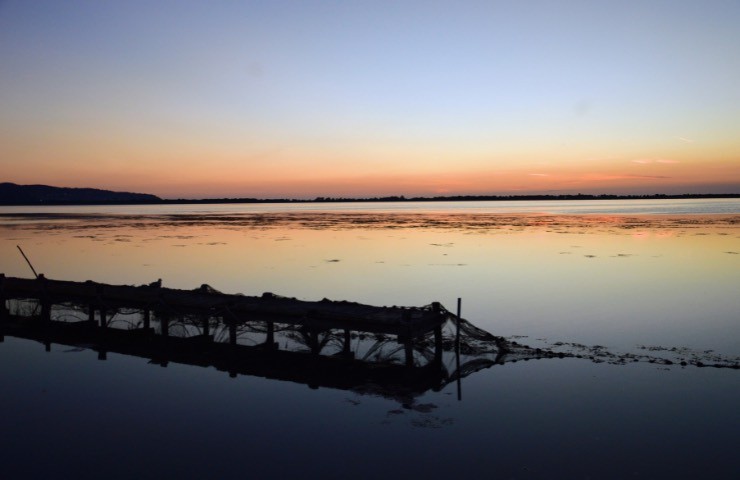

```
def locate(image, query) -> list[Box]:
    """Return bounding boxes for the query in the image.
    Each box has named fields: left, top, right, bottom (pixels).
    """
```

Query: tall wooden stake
left=17, top=246, right=39, bottom=279
left=456, top=297, right=461, bottom=345
left=456, top=297, right=462, bottom=401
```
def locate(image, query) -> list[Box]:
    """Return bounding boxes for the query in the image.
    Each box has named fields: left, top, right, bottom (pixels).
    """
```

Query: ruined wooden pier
left=0, top=273, right=454, bottom=376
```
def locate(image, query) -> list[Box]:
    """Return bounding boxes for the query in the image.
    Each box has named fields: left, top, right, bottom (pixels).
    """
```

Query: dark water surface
left=0, top=338, right=740, bottom=478
left=1, top=200, right=739, bottom=478
left=1, top=335, right=737, bottom=479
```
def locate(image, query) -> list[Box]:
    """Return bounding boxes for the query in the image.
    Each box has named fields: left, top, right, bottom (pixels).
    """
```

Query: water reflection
left=1, top=209, right=738, bottom=355
left=0, top=204, right=738, bottom=479
left=3, top=275, right=511, bottom=405
left=3, top=273, right=736, bottom=409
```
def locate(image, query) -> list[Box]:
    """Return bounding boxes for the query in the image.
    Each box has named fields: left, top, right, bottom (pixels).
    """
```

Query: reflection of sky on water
left=1, top=209, right=738, bottom=354
left=1, top=205, right=738, bottom=478
left=0, top=198, right=739, bottom=216
left=1, top=335, right=736, bottom=479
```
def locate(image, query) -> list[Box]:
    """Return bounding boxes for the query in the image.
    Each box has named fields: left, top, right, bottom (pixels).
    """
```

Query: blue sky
left=1, top=0, right=738, bottom=197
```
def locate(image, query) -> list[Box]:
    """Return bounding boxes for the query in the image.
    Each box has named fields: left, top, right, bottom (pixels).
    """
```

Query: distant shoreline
left=1, top=192, right=739, bottom=206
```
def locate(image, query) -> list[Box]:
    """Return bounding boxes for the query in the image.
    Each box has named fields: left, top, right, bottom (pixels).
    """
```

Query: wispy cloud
left=676, top=136, right=694, bottom=143
left=581, top=173, right=671, bottom=181
left=528, top=173, right=549, bottom=177
left=631, top=158, right=680, bottom=165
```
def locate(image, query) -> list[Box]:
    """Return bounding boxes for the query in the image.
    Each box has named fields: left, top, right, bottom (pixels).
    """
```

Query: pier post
left=434, top=325, right=443, bottom=366
left=161, top=313, right=169, bottom=337
left=404, top=337, right=414, bottom=367
left=0, top=273, right=7, bottom=323
left=266, top=320, right=274, bottom=346
left=88, top=304, right=95, bottom=324
left=456, top=298, right=462, bottom=401
left=38, top=274, right=51, bottom=323
left=455, top=297, right=461, bottom=350
left=98, top=350, right=107, bottom=361
left=0, top=299, right=7, bottom=324
left=229, top=322, right=237, bottom=346
left=309, top=329, right=320, bottom=356
left=143, top=309, right=150, bottom=330
left=41, top=299, right=52, bottom=323
left=0, top=279, right=4, bottom=337
left=343, top=329, right=352, bottom=357
left=0, top=274, right=5, bottom=338
left=96, top=285, right=105, bottom=328
left=202, top=315, right=210, bottom=337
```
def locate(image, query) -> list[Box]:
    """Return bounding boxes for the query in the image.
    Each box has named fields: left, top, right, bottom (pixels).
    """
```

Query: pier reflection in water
left=1, top=204, right=738, bottom=478
left=2, top=275, right=554, bottom=405
left=2, top=275, right=738, bottom=479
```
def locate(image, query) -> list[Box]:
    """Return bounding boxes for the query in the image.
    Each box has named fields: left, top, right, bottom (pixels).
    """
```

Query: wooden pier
left=1, top=273, right=466, bottom=398
left=2, top=273, right=582, bottom=400
left=0, top=274, right=447, bottom=336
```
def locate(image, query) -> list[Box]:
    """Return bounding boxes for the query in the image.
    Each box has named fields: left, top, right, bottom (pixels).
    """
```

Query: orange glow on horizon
left=2, top=106, right=738, bottom=198
left=4, top=155, right=738, bottom=199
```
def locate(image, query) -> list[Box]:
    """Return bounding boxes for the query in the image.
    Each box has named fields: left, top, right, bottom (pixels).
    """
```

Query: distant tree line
left=0, top=182, right=160, bottom=205
left=1, top=182, right=738, bottom=205
left=306, top=193, right=739, bottom=203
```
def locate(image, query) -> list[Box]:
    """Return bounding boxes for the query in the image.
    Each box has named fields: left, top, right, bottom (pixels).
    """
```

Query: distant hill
left=0, top=182, right=161, bottom=205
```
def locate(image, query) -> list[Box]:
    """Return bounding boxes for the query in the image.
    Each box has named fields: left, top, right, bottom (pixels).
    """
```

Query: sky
left=1, top=0, right=739, bottom=199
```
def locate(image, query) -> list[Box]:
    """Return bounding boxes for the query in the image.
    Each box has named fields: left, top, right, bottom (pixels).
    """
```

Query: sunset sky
left=1, top=0, right=738, bottom=199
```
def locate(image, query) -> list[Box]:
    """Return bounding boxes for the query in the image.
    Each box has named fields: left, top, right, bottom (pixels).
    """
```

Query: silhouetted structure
left=0, top=274, right=569, bottom=402
left=8, top=272, right=723, bottom=402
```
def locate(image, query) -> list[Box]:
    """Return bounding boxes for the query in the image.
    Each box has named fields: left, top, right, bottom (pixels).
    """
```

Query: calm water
left=1, top=199, right=739, bottom=478
left=1, top=197, right=739, bottom=215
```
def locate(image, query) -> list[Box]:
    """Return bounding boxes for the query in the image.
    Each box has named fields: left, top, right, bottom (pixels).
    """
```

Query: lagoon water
left=1, top=199, right=739, bottom=478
